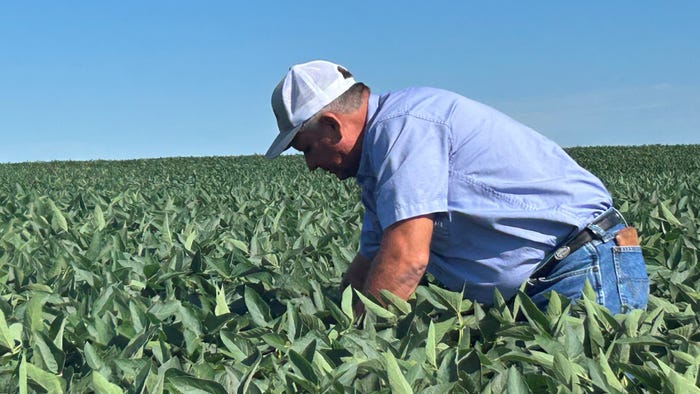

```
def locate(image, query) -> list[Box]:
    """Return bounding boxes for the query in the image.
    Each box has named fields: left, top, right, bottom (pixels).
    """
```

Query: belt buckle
left=554, top=245, right=571, bottom=261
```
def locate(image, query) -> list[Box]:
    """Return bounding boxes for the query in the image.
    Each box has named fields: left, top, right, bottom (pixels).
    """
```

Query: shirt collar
left=356, top=93, right=381, bottom=182
left=365, top=93, right=380, bottom=128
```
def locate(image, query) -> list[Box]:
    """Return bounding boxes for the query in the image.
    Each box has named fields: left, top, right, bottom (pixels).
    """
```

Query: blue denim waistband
left=531, top=207, right=627, bottom=278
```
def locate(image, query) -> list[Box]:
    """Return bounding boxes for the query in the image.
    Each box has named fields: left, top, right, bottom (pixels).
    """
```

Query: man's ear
left=318, top=113, right=342, bottom=142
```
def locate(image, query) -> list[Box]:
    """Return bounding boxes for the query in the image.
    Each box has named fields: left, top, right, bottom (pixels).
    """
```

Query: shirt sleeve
left=369, top=115, right=451, bottom=230
left=358, top=201, right=382, bottom=261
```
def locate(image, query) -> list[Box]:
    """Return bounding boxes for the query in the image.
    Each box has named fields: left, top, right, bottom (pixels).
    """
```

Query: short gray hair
left=303, top=82, right=369, bottom=131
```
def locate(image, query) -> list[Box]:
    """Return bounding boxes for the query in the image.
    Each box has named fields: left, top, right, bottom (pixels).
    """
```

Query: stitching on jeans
left=584, top=242, right=604, bottom=305
left=613, top=246, right=642, bottom=253
left=615, top=257, right=627, bottom=308
left=613, top=246, right=648, bottom=310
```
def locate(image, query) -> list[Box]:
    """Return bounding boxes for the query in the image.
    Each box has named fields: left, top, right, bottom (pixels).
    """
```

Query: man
left=265, top=60, right=649, bottom=314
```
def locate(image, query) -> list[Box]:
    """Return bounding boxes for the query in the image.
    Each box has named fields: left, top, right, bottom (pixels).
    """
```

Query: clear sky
left=1, top=1, right=698, bottom=163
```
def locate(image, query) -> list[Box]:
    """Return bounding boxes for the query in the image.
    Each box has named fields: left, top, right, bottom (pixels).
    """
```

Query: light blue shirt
left=356, top=87, right=612, bottom=303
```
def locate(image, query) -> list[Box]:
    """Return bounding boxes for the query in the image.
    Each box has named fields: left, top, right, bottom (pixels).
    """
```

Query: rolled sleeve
left=371, top=116, right=451, bottom=229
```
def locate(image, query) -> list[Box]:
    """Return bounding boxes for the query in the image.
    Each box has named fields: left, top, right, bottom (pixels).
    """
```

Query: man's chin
left=334, top=169, right=357, bottom=180
left=324, top=167, right=355, bottom=180
left=336, top=173, right=348, bottom=180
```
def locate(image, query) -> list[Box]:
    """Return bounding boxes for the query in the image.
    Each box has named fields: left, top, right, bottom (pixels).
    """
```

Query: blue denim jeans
left=524, top=215, right=649, bottom=314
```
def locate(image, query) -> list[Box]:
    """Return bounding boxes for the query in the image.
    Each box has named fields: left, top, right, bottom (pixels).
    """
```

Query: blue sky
left=1, top=1, right=698, bottom=163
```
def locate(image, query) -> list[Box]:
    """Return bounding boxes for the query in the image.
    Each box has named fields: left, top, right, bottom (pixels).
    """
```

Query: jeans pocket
left=613, top=246, right=649, bottom=311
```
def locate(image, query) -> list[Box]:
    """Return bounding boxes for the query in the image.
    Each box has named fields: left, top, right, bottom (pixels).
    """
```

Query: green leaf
left=553, top=352, right=574, bottom=386
left=0, top=308, right=20, bottom=353
left=421, top=384, right=457, bottom=394
left=582, top=288, right=604, bottom=355
left=26, top=362, right=65, bottom=393
left=113, top=359, right=150, bottom=385
left=312, top=350, right=333, bottom=375
left=92, top=371, right=124, bottom=394
left=261, top=333, right=288, bottom=350
left=614, top=335, right=667, bottom=346
left=498, top=350, right=553, bottom=369
left=516, top=290, right=551, bottom=334
left=532, top=334, right=565, bottom=357
left=128, top=301, right=147, bottom=333
left=427, top=283, right=463, bottom=313
left=646, top=353, right=700, bottom=394
left=48, top=199, right=68, bottom=232
left=546, top=290, right=562, bottom=318
left=49, top=314, right=66, bottom=350
left=165, top=369, right=228, bottom=394
left=384, top=351, right=413, bottom=394
left=33, top=331, right=65, bottom=374
left=286, top=302, right=298, bottom=342
left=94, top=204, right=106, bottom=230
left=162, top=213, right=173, bottom=246
left=25, top=293, right=48, bottom=333
left=379, top=289, right=411, bottom=314
left=220, top=331, right=248, bottom=361
left=84, top=342, right=104, bottom=370
left=19, top=353, right=27, bottom=394
left=563, top=322, right=584, bottom=360
left=622, top=308, right=643, bottom=337
left=581, top=279, right=597, bottom=303
left=244, top=286, right=272, bottom=327
left=289, top=349, right=318, bottom=385
left=433, top=317, right=457, bottom=343
left=230, top=238, right=249, bottom=254
left=497, top=325, right=536, bottom=340
left=667, top=369, right=700, bottom=394
left=237, top=351, right=262, bottom=394
left=324, top=295, right=351, bottom=328
left=28, top=283, right=53, bottom=293
left=184, top=228, right=197, bottom=251
left=414, top=286, right=449, bottom=311
left=426, top=320, right=437, bottom=368
left=597, top=352, right=625, bottom=393
left=341, top=285, right=354, bottom=321
left=354, top=290, right=396, bottom=320
left=286, top=372, right=318, bottom=393
left=177, top=304, right=202, bottom=336
left=669, top=350, right=696, bottom=366
left=659, top=201, right=683, bottom=227
left=506, top=365, right=530, bottom=394
left=121, top=329, right=154, bottom=358
left=215, top=285, right=230, bottom=316
left=615, top=363, right=662, bottom=392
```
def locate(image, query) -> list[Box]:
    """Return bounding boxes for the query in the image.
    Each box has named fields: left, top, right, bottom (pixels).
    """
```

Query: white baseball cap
left=266, top=60, right=357, bottom=159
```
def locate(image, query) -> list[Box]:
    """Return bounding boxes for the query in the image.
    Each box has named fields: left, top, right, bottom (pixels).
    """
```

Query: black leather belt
left=530, top=209, right=625, bottom=278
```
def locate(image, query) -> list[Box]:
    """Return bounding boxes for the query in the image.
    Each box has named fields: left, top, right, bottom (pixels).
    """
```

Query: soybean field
left=0, top=144, right=699, bottom=393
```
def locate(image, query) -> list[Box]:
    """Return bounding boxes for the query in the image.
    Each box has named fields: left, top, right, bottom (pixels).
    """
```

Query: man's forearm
left=362, top=215, right=433, bottom=301
left=364, top=250, right=428, bottom=301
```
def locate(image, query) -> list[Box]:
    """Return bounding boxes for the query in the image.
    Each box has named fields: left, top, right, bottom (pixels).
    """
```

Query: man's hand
left=364, top=214, right=434, bottom=301
left=340, top=254, right=371, bottom=291
left=339, top=254, right=372, bottom=319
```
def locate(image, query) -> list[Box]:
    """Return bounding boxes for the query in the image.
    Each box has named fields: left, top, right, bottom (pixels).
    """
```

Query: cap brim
left=265, top=123, right=302, bottom=159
